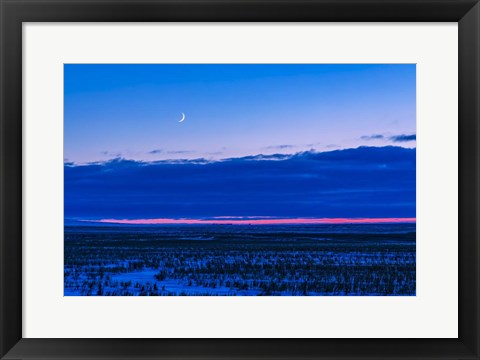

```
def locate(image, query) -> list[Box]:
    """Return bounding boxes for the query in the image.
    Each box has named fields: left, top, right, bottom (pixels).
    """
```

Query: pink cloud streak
left=83, top=217, right=416, bottom=225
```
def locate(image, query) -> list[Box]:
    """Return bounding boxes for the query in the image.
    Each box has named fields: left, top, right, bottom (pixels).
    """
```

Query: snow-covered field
left=64, top=224, right=416, bottom=296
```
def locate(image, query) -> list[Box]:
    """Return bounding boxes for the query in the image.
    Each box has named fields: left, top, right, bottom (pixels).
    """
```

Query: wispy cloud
left=361, top=134, right=384, bottom=141
left=101, top=151, right=122, bottom=157
left=225, top=153, right=292, bottom=161
left=390, top=134, right=416, bottom=142
left=265, top=144, right=296, bottom=150
left=167, top=150, right=195, bottom=154
left=149, top=149, right=163, bottom=154
left=361, top=133, right=416, bottom=143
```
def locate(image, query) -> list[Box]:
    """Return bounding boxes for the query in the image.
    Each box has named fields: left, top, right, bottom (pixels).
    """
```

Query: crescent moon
left=179, top=113, right=186, bottom=123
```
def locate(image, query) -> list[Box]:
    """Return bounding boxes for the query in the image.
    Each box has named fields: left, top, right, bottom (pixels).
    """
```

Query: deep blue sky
left=64, top=64, right=416, bottom=220
left=65, top=64, right=416, bottom=163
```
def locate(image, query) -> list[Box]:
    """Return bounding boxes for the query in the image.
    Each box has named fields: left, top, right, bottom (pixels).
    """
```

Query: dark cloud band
left=65, top=146, right=416, bottom=220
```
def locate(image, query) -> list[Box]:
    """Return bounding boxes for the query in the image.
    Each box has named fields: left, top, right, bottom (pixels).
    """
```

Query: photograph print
left=64, top=64, right=416, bottom=296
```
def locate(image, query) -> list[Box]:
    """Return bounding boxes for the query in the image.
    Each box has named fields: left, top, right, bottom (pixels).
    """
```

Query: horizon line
left=80, top=217, right=416, bottom=225
left=64, top=144, right=416, bottom=167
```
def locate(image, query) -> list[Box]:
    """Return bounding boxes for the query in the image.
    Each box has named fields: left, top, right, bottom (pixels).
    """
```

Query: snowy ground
left=64, top=224, right=416, bottom=296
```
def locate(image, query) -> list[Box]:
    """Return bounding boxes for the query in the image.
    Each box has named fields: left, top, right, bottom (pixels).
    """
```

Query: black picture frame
left=1, top=1, right=479, bottom=359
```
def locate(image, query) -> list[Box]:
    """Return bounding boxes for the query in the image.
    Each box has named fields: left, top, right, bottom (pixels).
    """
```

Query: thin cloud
left=390, top=134, right=416, bottom=142
left=265, top=144, right=295, bottom=150
left=167, top=150, right=195, bottom=154
left=149, top=149, right=163, bottom=154
left=225, top=153, right=292, bottom=161
left=101, top=151, right=122, bottom=157
left=361, top=134, right=384, bottom=141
